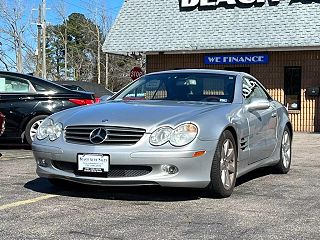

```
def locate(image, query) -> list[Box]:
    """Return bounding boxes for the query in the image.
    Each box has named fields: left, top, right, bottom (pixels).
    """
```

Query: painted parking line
left=0, top=194, right=58, bottom=211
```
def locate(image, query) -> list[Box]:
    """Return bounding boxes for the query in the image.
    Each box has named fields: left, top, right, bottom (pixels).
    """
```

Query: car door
left=0, top=74, right=38, bottom=138
left=242, top=77, right=278, bottom=164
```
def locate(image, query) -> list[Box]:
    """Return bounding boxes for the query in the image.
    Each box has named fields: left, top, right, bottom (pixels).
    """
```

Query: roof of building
left=103, top=0, right=320, bottom=54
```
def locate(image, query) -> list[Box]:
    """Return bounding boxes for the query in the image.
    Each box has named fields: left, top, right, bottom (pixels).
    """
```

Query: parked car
left=57, top=82, right=114, bottom=103
left=33, top=69, right=292, bottom=198
left=0, top=71, right=97, bottom=145
left=56, top=81, right=114, bottom=97
left=0, top=112, right=5, bottom=136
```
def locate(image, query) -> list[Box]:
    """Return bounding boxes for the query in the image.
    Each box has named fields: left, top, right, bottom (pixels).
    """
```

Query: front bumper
left=33, top=138, right=217, bottom=188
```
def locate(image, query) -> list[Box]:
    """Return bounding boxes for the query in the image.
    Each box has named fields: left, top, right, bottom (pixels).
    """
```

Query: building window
left=284, top=67, right=301, bottom=110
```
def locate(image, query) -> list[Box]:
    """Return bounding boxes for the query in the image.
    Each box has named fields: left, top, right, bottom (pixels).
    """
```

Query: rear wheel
left=274, top=126, right=292, bottom=174
left=207, top=130, right=237, bottom=198
left=25, top=115, right=48, bottom=145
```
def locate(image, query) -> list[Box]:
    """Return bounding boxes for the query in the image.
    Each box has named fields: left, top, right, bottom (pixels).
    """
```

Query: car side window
left=33, top=83, right=48, bottom=92
left=0, top=76, right=33, bottom=93
left=123, top=79, right=167, bottom=100
left=243, top=77, right=268, bottom=104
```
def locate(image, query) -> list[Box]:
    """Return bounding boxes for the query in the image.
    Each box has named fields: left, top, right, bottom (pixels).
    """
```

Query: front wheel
left=25, top=115, right=48, bottom=145
left=207, top=130, right=237, bottom=198
left=274, top=126, right=292, bottom=174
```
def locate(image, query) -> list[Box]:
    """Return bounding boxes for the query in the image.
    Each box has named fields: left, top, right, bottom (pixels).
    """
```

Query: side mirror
left=245, top=99, right=270, bottom=111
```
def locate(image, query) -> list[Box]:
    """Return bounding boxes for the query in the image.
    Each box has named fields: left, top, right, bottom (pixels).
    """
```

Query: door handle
left=19, top=96, right=35, bottom=100
left=271, top=112, right=277, bottom=118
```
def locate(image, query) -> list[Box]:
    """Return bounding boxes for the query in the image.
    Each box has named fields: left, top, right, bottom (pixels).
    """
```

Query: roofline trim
left=103, top=46, right=320, bottom=55
left=146, top=46, right=320, bottom=55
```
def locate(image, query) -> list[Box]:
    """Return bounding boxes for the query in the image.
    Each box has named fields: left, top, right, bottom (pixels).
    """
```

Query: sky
left=0, top=0, right=124, bottom=71
left=42, top=0, right=124, bottom=24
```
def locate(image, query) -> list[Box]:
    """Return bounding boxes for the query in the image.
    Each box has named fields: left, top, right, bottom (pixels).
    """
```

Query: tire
left=207, top=130, right=237, bottom=198
left=274, top=126, right=292, bottom=174
left=25, top=115, right=48, bottom=145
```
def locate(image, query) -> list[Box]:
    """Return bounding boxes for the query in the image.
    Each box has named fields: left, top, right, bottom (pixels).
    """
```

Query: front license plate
left=78, top=154, right=109, bottom=173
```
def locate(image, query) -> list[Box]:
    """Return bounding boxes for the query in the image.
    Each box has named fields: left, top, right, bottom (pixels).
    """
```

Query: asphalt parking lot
left=0, top=133, right=319, bottom=240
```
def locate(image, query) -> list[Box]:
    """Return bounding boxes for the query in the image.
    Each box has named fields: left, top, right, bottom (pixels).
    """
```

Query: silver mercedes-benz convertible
left=33, top=70, right=292, bottom=197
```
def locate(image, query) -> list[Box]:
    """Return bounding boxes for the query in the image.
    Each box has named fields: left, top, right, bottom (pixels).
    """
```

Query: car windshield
left=114, top=72, right=237, bottom=103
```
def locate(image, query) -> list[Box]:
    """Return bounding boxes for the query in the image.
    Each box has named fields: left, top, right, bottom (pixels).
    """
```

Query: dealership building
left=103, top=0, right=320, bottom=132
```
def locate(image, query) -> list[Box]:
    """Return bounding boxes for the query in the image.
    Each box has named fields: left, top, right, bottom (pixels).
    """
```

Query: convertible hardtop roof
left=145, top=69, right=249, bottom=77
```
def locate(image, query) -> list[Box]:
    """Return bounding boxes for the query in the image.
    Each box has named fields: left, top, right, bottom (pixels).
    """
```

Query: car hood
left=58, top=100, right=227, bottom=133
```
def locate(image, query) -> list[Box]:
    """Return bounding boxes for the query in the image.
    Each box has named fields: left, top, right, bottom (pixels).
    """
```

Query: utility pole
left=105, top=53, right=109, bottom=89
left=95, top=7, right=101, bottom=84
left=96, top=24, right=101, bottom=84
left=64, top=25, right=68, bottom=79
left=36, top=4, right=42, bottom=77
left=16, top=35, right=23, bottom=73
left=42, top=0, right=47, bottom=79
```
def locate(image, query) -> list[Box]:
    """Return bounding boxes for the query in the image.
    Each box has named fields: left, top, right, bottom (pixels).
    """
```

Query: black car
left=0, top=71, right=97, bottom=144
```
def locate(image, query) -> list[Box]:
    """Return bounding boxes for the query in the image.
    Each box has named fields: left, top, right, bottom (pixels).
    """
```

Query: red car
left=0, top=112, right=5, bottom=136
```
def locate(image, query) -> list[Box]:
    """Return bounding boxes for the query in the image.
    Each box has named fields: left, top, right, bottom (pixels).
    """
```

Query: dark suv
left=0, top=71, right=97, bottom=144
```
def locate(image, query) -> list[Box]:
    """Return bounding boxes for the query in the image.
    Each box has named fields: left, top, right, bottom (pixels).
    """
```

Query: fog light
left=161, top=165, right=179, bottom=174
left=37, top=159, right=49, bottom=167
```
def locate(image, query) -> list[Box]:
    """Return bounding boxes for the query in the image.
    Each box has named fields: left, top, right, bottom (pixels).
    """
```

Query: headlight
left=37, top=118, right=53, bottom=140
left=37, top=118, right=63, bottom=141
left=150, top=127, right=173, bottom=146
left=170, top=123, right=198, bottom=147
left=48, top=122, right=63, bottom=141
left=150, top=123, right=198, bottom=147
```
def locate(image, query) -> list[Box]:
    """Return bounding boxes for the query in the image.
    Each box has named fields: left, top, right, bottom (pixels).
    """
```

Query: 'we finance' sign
left=204, top=54, right=269, bottom=65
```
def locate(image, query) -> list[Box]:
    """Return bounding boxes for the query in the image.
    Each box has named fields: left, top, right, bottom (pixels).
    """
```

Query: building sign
left=204, top=54, right=269, bottom=65
left=181, top=0, right=280, bottom=8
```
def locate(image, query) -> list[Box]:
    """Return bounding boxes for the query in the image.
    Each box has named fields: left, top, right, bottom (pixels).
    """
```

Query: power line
left=62, top=0, right=121, bottom=15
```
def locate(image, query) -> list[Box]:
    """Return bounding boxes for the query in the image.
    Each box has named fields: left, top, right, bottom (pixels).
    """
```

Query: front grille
left=65, top=125, right=146, bottom=145
left=52, top=161, right=152, bottom=178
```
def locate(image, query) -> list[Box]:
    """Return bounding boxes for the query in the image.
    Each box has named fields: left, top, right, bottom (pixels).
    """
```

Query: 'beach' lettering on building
left=181, top=0, right=280, bottom=8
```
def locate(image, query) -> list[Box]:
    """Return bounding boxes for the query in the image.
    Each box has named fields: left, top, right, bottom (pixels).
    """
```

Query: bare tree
left=79, top=0, right=113, bottom=85
left=54, top=0, right=69, bottom=79
left=0, top=0, right=34, bottom=72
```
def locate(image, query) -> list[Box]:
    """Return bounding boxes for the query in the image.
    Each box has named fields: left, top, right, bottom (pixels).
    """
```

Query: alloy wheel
left=220, top=139, right=236, bottom=190
left=281, top=131, right=291, bottom=168
left=30, top=120, right=44, bottom=141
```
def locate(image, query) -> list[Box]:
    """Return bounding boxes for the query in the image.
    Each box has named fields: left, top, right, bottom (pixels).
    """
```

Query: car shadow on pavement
left=24, top=167, right=278, bottom=201
left=24, top=178, right=204, bottom=202
left=236, top=166, right=278, bottom=187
